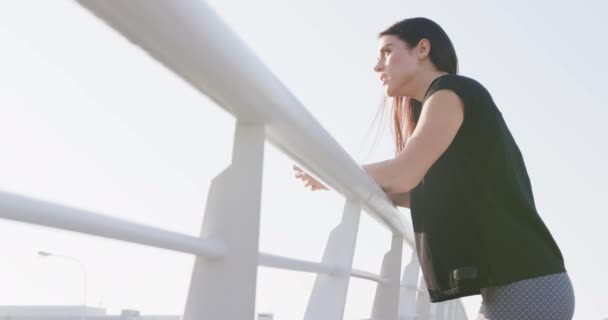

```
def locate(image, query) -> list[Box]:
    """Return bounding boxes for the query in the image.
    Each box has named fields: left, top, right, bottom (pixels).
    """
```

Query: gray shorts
left=476, top=272, right=575, bottom=320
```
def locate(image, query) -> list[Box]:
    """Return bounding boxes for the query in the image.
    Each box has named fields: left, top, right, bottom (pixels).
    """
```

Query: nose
left=374, top=60, right=384, bottom=73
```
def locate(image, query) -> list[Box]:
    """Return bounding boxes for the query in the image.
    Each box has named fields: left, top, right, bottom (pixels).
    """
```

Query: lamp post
left=38, top=251, right=87, bottom=320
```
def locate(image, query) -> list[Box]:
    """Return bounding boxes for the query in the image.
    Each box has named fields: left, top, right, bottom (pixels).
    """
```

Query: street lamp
left=38, top=251, right=87, bottom=320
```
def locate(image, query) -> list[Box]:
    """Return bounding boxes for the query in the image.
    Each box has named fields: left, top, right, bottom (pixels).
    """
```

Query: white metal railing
left=0, top=0, right=469, bottom=319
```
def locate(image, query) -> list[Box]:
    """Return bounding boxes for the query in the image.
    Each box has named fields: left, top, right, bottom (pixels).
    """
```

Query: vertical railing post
left=416, top=275, right=432, bottom=319
left=183, top=122, right=265, bottom=320
left=398, top=251, right=420, bottom=320
left=304, top=199, right=361, bottom=319
left=369, top=233, right=404, bottom=320
left=432, top=297, right=469, bottom=320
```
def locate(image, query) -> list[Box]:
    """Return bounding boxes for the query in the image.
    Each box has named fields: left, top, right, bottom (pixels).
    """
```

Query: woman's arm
left=362, top=90, right=464, bottom=193
left=386, top=191, right=410, bottom=208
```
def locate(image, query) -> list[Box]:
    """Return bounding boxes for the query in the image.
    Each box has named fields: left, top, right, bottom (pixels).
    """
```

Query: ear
left=416, top=39, right=431, bottom=59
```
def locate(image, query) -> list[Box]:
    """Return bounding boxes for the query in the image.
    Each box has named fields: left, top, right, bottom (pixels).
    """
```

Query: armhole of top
left=425, top=77, right=471, bottom=122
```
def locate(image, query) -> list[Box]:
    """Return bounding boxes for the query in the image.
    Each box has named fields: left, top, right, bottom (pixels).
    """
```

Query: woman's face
left=374, top=35, right=420, bottom=97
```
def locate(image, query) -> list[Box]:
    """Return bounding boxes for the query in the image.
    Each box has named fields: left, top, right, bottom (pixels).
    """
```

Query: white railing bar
left=259, top=252, right=340, bottom=276
left=259, top=252, right=389, bottom=285
left=74, top=0, right=414, bottom=243
left=0, top=191, right=227, bottom=259
left=0, top=190, right=398, bottom=287
left=0, top=191, right=392, bottom=285
left=351, top=268, right=389, bottom=284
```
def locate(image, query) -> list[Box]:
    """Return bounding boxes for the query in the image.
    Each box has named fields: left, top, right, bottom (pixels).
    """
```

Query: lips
left=380, top=74, right=389, bottom=84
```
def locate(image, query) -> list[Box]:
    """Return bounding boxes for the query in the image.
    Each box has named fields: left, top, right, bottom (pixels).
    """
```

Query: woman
left=294, top=17, right=574, bottom=319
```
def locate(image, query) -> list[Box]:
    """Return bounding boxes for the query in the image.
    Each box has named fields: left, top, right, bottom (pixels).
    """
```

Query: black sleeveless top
left=410, top=74, right=566, bottom=302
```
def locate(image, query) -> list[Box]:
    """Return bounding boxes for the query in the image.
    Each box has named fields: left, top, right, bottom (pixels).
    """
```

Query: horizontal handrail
left=259, top=253, right=389, bottom=284
left=75, top=0, right=414, bottom=244
left=259, top=252, right=341, bottom=275
left=0, top=189, right=392, bottom=284
left=0, top=191, right=227, bottom=259
left=351, top=269, right=389, bottom=284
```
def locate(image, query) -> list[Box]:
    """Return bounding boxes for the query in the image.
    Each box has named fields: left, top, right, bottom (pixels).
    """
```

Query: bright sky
left=0, top=1, right=606, bottom=319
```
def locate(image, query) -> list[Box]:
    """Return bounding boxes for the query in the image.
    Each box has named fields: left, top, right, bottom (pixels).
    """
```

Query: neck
left=409, top=70, right=450, bottom=102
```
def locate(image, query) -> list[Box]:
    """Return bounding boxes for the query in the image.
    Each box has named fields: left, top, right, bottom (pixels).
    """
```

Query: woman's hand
left=293, top=164, right=329, bottom=191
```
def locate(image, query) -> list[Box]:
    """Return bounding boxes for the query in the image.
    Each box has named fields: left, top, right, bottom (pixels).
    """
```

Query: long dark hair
left=368, top=18, right=459, bottom=157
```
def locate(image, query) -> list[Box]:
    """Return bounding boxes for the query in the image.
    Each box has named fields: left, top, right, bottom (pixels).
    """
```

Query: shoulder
left=423, top=74, right=469, bottom=107
left=425, top=74, right=492, bottom=110
left=422, top=87, right=464, bottom=123
left=430, top=74, right=488, bottom=93
left=418, top=76, right=466, bottom=131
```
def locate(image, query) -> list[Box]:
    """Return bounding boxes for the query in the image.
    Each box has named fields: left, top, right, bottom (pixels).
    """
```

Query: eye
left=378, top=50, right=389, bottom=60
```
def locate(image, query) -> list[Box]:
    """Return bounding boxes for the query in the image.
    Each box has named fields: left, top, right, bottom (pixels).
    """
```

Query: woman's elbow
left=387, top=191, right=410, bottom=208
left=388, top=175, right=423, bottom=194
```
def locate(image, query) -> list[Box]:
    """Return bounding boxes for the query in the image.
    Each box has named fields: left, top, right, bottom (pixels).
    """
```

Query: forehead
left=377, top=35, right=402, bottom=50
